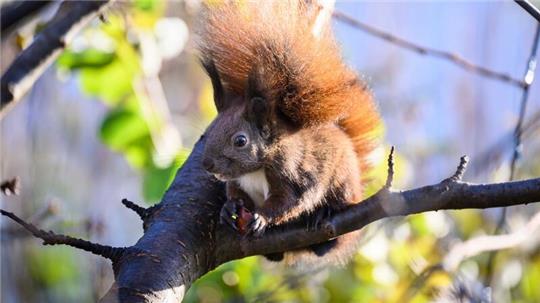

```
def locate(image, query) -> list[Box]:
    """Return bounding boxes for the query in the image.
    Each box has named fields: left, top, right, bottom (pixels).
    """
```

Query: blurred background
left=1, top=0, right=540, bottom=302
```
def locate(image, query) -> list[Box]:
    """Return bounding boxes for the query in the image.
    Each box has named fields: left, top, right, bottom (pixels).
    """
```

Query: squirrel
left=197, top=0, right=381, bottom=266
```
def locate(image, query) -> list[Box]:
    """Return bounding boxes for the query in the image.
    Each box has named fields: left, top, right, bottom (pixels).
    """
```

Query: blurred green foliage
left=28, top=247, right=80, bottom=288
left=56, top=2, right=183, bottom=203
left=27, top=246, right=92, bottom=302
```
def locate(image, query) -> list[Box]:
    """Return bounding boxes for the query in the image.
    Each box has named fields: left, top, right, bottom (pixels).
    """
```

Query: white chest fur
left=236, top=169, right=269, bottom=207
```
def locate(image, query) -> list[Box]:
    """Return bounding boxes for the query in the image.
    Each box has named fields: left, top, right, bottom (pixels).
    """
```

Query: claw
left=246, top=213, right=268, bottom=237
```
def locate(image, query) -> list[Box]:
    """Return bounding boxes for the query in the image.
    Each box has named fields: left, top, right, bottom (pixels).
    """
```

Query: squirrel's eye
left=232, top=133, right=249, bottom=148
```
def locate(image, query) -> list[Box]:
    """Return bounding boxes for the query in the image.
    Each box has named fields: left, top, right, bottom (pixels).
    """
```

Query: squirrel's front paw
left=246, top=213, right=268, bottom=237
left=220, top=199, right=242, bottom=231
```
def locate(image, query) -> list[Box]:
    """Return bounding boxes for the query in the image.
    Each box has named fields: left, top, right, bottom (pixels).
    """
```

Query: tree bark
left=2, top=134, right=539, bottom=302
left=91, top=136, right=539, bottom=302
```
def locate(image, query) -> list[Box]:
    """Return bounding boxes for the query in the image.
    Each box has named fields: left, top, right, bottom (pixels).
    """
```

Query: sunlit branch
left=0, top=0, right=113, bottom=119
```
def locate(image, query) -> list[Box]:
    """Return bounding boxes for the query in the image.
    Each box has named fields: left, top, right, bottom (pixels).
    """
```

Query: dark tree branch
left=121, top=198, right=159, bottom=231
left=2, top=136, right=539, bottom=302
left=1, top=200, right=58, bottom=241
left=0, top=0, right=112, bottom=119
left=384, top=146, right=395, bottom=188
left=0, top=0, right=53, bottom=37
left=0, top=209, right=124, bottom=261
left=1, top=136, right=538, bottom=302
left=121, top=198, right=149, bottom=221
left=515, top=0, right=540, bottom=22
left=447, top=156, right=469, bottom=182
left=238, top=157, right=540, bottom=260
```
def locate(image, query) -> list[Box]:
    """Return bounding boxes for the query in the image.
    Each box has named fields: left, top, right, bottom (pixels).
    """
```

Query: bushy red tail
left=197, top=0, right=382, bottom=177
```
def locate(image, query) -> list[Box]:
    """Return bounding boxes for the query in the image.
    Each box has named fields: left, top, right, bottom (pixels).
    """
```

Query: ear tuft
left=200, top=57, right=225, bottom=112
left=246, top=96, right=272, bottom=140
left=250, top=97, right=267, bottom=116
left=246, top=66, right=266, bottom=99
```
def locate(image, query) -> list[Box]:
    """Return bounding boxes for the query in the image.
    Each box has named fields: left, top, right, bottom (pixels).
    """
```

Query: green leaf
left=57, top=49, right=115, bottom=70
left=80, top=59, right=136, bottom=105
left=99, top=109, right=150, bottom=151
left=135, top=0, right=159, bottom=11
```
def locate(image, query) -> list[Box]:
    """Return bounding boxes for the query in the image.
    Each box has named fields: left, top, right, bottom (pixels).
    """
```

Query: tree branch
left=0, top=0, right=52, bottom=37
left=515, top=0, right=540, bottom=22
left=1, top=200, right=58, bottom=241
left=0, top=209, right=124, bottom=261
left=121, top=198, right=150, bottom=221
left=120, top=198, right=159, bottom=231
left=237, top=155, right=540, bottom=259
left=0, top=0, right=112, bottom=119
left=2, top=136, right=539, bottom=302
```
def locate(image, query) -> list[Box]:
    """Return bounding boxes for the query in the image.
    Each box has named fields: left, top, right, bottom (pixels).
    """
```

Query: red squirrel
left=197, top=1, right=381, bottom=265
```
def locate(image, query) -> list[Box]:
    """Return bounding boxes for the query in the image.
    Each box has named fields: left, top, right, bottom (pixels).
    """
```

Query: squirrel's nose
left=202, top=157, right=215, bottom=172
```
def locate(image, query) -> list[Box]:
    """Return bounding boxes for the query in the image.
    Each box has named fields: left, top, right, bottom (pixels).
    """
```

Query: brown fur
left=197, top=0, right=381, bottom=177
left=197, top=0, right=382, bottom=266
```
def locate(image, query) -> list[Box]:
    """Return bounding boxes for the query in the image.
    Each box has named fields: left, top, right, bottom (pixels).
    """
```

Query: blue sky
left=333, top=1, right=539, bottom=184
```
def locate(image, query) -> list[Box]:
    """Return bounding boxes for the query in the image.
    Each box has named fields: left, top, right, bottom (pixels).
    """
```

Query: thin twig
left=0, top=209, right=124, bottom=261
left=332, top=10, right=525, bottom=88
left=447, top=156, right=469, bottom=182
left=121, top=198, right=149, bottom=220
left=385, top=146, right=395, bottom=188
left=1, top=200, right=59, bottom=241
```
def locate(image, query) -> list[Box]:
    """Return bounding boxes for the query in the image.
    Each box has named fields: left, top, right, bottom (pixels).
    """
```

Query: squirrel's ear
left=246, top=67, right=273, bottom=139
left=246, top=65, right=265, bottom=98
left=200, top=58, right=225, bottom=112
left=248, top=97, right=272, bottom=139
